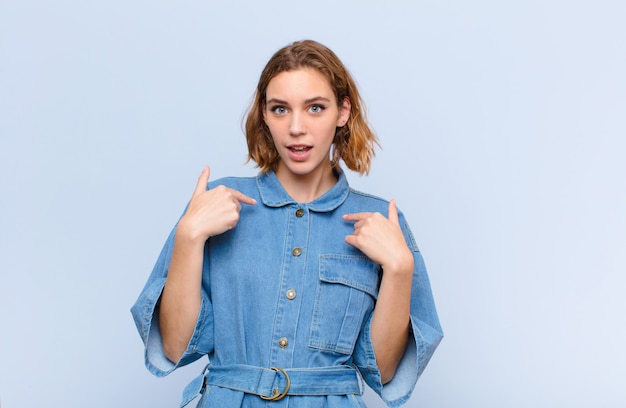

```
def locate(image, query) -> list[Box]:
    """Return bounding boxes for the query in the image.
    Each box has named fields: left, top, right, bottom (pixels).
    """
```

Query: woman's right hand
left=177, top=166, right=257, bottom=243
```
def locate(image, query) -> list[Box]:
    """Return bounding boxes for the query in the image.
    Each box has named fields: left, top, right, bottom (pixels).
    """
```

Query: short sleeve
left=353, top=216, right=443, bottom=407
left=130, top=225, right=215, bottom=377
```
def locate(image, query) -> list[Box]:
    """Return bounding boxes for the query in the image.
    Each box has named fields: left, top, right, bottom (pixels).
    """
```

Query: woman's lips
left=287, top=145, right=312, bottom=161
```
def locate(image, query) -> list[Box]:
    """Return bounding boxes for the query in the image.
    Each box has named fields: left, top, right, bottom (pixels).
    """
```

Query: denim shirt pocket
left=309, top=254, right=380, bottom=355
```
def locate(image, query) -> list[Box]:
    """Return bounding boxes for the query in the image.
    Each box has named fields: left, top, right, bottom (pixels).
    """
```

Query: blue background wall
left=1, top=1, right=625, bottom=407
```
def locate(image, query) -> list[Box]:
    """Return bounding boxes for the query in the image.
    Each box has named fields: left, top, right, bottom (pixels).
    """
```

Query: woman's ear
left=337, top=97, right=351, bottom=126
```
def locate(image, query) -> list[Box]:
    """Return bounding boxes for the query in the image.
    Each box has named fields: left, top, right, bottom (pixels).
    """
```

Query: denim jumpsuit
left=131, top=169, right=442, bottom=407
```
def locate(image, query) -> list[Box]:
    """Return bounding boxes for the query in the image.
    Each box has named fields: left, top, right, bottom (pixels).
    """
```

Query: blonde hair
left=244, top=40, right=379, bottom=175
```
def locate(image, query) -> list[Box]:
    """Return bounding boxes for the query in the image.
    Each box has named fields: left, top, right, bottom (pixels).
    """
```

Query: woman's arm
left=369, top=257, right=413, bottom=384
left=159, top=166, right=256, bottom=363
left=159, top=221, right=206, bottom=363
left=343, top=199, right=414, bottom=384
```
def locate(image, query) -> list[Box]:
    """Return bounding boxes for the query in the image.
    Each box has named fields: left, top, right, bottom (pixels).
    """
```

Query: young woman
left=132, top=40, right=442, bottom=408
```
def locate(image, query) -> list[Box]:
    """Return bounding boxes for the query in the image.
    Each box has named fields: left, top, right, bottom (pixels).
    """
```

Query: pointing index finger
left=232, top=190, right=257, bottom=205
left=342, top=212, right=373, bottom=221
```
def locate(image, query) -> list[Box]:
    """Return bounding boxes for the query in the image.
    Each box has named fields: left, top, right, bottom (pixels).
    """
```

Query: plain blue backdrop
left=1, top=1, right=625, bottom=407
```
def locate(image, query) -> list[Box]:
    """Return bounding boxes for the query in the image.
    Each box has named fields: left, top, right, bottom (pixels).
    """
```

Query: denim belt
left=181, top=364, right=361, bottom=407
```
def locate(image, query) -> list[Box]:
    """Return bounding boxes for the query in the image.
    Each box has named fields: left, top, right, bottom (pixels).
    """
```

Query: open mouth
left=288, top=145, right=312, bottom=154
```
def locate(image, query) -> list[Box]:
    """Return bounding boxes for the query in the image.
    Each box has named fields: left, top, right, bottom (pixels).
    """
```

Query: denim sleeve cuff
left=381, top=316, right=443, bottom=407
left=131, top=277, right=214, bottom=377
left=355, top=314, right=442, bottom=407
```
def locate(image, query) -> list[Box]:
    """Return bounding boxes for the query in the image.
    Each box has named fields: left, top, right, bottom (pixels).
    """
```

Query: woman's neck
left=275, top=162, right=338, bottom=203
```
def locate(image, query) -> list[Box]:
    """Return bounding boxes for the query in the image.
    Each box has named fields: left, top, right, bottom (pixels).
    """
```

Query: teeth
left=292, top=146, right=307, bottom=151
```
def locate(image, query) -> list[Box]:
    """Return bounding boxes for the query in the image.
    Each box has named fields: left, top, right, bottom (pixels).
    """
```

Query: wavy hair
left=244, top=40, right=379, bottom=175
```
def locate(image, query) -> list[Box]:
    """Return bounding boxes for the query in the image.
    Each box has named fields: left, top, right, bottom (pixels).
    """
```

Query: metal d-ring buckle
left=259, top=367, right=291, bottom=401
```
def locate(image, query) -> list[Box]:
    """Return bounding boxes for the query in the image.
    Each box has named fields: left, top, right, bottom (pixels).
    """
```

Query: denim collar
left=256, top=168, right=349, bottom=212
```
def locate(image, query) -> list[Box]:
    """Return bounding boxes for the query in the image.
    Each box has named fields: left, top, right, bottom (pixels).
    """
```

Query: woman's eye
left=271, top=106, right=287, bottom=114
left=309, top=104, right=325, bottom=113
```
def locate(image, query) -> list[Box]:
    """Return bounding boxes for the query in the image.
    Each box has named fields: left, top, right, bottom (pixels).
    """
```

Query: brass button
left=295, top=208, right=305, bottom=218
left=286, top=289, right=296, bottom=300
left=278, top=337, right=289, bottom=349
left=292, top=247, right=302, bottom=257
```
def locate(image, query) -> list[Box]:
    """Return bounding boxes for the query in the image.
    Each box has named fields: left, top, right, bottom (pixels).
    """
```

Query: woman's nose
left=289, top=112, right=306, bottom=136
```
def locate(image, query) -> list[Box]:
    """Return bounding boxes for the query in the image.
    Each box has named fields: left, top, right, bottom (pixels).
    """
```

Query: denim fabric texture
left=131, top=169, right=443, bottom=407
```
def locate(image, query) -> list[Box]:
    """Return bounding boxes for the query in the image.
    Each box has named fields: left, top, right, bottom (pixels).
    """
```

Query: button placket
left=271, top=205, right=309, bottom=365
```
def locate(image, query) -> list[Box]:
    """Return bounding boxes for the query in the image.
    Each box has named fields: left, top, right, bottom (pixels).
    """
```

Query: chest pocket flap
left=319, top=255, right=380, bottom=298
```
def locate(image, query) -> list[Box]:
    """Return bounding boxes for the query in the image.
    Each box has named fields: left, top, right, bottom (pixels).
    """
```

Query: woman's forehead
left=266, top=68, right=335, bottom=101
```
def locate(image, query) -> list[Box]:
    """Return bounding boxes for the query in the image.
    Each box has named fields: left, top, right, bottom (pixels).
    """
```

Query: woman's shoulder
left=346, top=187, right=389, bottom=209
left=208, top=175, right=257, bottom=193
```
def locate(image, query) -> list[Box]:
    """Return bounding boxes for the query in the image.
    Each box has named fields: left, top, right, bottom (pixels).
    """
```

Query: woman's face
left=263, top=68, right=350, bottom=183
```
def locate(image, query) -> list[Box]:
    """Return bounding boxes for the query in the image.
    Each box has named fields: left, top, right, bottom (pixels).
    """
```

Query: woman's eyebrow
left=304, top=96, right=331, bottom=104
left=266, top=98, right=288, bottom=105
left=266, top=96, right=332, bottom=105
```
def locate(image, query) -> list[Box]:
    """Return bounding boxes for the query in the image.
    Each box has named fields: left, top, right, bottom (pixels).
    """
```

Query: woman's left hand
left=343, top=199, right=413, bottom=275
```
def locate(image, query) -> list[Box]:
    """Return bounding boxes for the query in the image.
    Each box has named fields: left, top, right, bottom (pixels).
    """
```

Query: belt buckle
left=259, top=367, right=291, bottom=401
